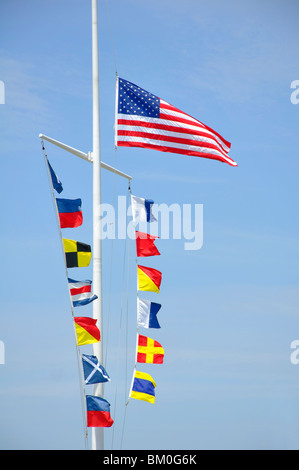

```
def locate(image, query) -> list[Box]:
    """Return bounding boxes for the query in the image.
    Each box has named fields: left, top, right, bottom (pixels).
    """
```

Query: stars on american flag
left=118, top=78, right=160, bottom=118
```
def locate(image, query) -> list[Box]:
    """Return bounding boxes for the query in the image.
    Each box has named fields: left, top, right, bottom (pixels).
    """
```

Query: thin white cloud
left=0, top=50, right=91, bottom=139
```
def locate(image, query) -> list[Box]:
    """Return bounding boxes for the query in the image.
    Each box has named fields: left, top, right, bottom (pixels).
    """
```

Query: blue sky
left=1, top=0, right=299, bottom=450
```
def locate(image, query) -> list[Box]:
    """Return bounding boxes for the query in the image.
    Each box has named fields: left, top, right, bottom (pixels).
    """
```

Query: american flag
left=115, top=77, right=237, bottom=167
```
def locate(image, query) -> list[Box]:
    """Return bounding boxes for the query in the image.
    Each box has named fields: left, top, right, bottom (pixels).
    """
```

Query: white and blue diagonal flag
left=82, top=354, right=110, bottom=385
left=131, top=195, right=157, bottom=223
left=137, top=298, right=161, bottom=329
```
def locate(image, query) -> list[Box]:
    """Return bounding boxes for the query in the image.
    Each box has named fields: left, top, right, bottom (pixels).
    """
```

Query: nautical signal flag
left=86, top=395, right=114, bottom=427
left=130, top=370, right=156, bottom=404
left=63, top=239, right=92, bottom=268
left=137, top=334, right=164, bottom=364
left=46, top=158, right=63, bottom=194
left=68, top=278, right=98, bottom=307
left=136, top=231, right=160, bottom=257
left=74, top=317, right=100, bottom=346
left=56, top=198, right=83, bottom=228
left=131, top=195, right=156, bottom=223
left=137, top=265, right=162, bottom=293
left=137, top=298, right=161, bottom=329
left=116, top=77, right=237, bottom=167
left=82, top=354, right=110, bottom=385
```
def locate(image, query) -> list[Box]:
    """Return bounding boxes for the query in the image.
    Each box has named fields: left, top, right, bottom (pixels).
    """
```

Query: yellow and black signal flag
left=63, top=238, right=92, bottom=268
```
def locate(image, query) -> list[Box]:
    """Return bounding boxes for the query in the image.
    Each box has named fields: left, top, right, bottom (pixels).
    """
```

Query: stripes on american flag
left=116, top=77, right=237, bottom=167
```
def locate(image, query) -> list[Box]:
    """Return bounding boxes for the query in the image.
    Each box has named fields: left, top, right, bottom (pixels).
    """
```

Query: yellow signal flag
left=63, top=239, right=92, bottom=268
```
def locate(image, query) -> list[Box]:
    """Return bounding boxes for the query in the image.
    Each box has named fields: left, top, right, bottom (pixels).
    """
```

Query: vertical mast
left=91, top=0, right=104, bottom=451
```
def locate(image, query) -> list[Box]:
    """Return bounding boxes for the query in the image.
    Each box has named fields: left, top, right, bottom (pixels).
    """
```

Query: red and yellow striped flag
left=137, top=265, right=162, bottom=293
left=74, top=317, right=101, bottom=346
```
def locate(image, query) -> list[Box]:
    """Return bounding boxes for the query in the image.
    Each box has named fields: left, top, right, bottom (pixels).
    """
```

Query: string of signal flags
left=42, top=143, right=165, bottom=432
left=43, top=146, right=113, bottom=429
left=127, top=194, right=164, bottom=406
left=41, top=75, right=236, bottom=430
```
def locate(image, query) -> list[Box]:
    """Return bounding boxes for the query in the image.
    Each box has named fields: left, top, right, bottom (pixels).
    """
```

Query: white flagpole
left=91, top=0, right=104, bottom=451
